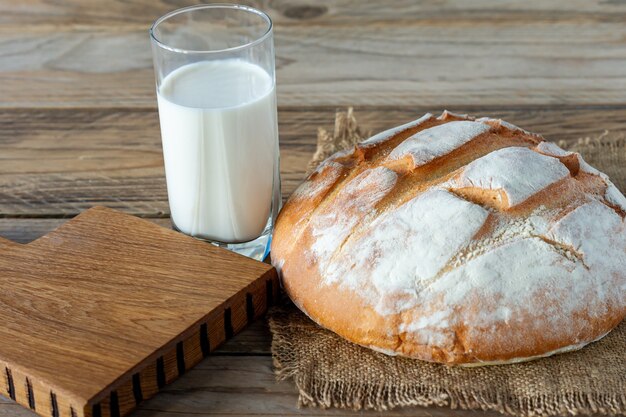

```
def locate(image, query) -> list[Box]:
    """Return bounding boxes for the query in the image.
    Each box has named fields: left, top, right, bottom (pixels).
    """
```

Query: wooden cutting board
left=0, top=206, right=278, bottom=417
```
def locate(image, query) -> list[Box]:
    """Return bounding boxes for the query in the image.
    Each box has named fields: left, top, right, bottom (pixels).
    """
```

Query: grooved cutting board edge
left=0, top=206, right=279, bottom=417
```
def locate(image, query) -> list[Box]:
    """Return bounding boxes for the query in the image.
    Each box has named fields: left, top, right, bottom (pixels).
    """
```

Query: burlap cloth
left=269, top=109, right=626, bottom=416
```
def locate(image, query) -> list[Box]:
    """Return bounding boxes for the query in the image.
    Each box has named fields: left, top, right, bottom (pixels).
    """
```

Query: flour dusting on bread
left=536, top=141, right=626, bottom=214
left=291, top=161, right=343, bottom=201
left=325, top=189, right=489, bottom=315
left=360, top=113, right=433, bottom=148
left=387, top=121, right=492, bottom=168
left=309, top=166, right=397, bottom=266
left=272, top=111, right=626, bottom=365
left=447, top=147, right=570, bottom=207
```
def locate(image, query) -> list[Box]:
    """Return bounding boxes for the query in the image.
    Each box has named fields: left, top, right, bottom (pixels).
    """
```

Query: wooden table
left=1, top=1, right=625, bottom=416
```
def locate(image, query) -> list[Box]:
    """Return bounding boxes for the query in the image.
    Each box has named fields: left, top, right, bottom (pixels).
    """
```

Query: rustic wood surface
left=1, top=0, right=626, bottom=107
left=1, top=0, right=625, bottom=416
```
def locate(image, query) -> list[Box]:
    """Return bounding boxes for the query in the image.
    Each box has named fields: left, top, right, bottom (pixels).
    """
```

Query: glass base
left=172, top=221, right=272, bottom=262
left=209, top=229, right=272, bottom=261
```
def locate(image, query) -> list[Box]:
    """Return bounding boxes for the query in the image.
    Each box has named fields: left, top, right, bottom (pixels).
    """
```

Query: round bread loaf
left=271, top=111, right=626, bottom=366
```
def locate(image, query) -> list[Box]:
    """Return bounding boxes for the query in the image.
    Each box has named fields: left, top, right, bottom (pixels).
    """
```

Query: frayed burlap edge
left=306, top=107, right=369, bottom=175
left=559, top=131, right=626, bottom=192
left=271, top=109, right=626, bottom=416
left=270, top=305, right=626, bottom=416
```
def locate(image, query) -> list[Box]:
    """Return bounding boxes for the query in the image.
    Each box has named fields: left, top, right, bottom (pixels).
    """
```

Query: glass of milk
left=150, top=4, right=280, bottom=261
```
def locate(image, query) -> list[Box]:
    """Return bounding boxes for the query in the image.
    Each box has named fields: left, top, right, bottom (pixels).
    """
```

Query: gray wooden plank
left=1, top=106, right=625, bottom=217
left=0, top=1, right=625, bottom=107
left=0, top=355, right=509, bottom=416
left=137, top=356, right=505, bottom=416
left=3, top=0, right=626, bottom=26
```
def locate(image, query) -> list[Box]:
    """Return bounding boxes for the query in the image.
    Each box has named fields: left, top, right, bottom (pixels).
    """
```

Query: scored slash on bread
left=271, top=111, right=626, bottom=366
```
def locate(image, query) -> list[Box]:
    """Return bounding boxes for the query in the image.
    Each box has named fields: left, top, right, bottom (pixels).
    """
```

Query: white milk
left=157, top=60, right=278, bottom=243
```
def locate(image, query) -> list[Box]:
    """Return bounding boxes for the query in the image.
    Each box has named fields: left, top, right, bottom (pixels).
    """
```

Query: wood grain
left=0, top=1, right=625, bottom=107
left=2, top=1, right=626, bottom=415
left=4, top=0, right=626, bottom=26
left=1, top=356, right=506, bottom=417
left=0, top=206, right=278, bottom=417
left=1, top=104, right=623, bottom=416
left=1, top=106, right=625, bottom=217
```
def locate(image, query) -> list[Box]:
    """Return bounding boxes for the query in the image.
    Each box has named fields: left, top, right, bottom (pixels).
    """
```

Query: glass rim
left=149, top=3, right=273, bottom=55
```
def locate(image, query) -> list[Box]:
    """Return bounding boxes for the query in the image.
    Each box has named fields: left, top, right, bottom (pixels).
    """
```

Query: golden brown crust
left=272, top=111, right=626, bottom=365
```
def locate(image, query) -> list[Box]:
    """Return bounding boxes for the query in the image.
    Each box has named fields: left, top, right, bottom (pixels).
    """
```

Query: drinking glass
left=150, top=4, right=280, bottom=261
